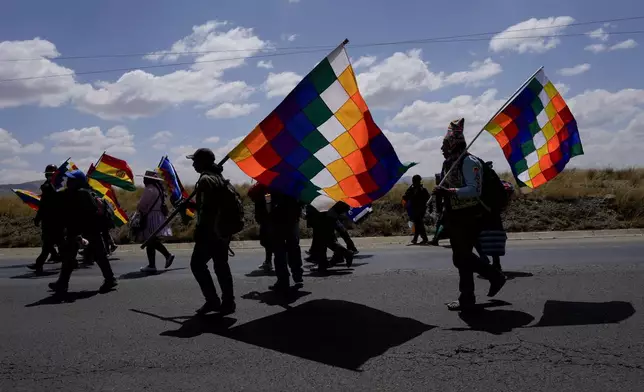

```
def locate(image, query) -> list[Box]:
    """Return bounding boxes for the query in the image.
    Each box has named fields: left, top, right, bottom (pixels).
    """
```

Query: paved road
left=1, top=238, right=643, bottom=391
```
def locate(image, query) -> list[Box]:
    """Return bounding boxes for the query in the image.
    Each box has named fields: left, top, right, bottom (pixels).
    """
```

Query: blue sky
left=1, top=0, right=643, bottom=185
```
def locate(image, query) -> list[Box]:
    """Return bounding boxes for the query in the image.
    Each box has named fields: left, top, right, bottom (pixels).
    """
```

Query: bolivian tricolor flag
left=88, top=153, right=136, bottom=191
left=88, top=164, right=129, bottom=227
left=12, top=189, right=41, bottom=211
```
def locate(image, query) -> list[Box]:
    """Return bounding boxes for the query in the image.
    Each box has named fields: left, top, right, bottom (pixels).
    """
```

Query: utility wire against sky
left=1, top=30, right=643, bottom=83
left=2, top=15, right=643, bottom=62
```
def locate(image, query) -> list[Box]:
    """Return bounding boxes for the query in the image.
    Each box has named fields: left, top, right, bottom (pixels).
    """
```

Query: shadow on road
left=503, top=271, right=534, bottom=280
left=446, top=300, right=535, bottom=335
left=25, top=290, right=99, bottom=307
left=119, top=267, right=187, bottom=280
left=132, top=299, right=434, bottom=371
left=245, top=269, right=276, bottom=277
left=532, top=300, right=636, bottom=327
left=11, top=270, right=60, bottom=279
left=241, top=289, right=311, bottom=309
left=0, top=263, right=32, bottom=270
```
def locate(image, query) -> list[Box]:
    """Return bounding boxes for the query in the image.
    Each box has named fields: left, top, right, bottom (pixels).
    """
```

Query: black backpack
left=467, top=155, right=511, bottom=213
left=215, top=176, right=245, bottom=238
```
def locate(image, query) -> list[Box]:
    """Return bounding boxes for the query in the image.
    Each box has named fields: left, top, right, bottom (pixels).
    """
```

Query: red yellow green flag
left=88, top=164, right=129, bottom=227
left=88, top=153, right=136, bottom=191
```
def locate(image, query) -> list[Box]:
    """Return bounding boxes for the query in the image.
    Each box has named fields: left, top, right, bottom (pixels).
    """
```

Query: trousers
left=272, top=220, right=303, bottom=284
left=35, top=227, right=63, bottom=268
left=190, top=237, right=234, bottom=303
left=58, top=232, right=114, bottom=287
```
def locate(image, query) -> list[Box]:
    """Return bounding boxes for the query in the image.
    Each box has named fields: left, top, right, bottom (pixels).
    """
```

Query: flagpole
left=427, top=65, right=544, bottom=206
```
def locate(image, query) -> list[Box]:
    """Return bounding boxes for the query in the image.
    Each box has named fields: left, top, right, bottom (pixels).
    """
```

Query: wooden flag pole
left=427, top=66, right=544, bottom=207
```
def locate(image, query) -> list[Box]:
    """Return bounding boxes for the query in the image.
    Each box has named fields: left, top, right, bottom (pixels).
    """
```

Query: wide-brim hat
left=139, top=170, right=163, bottom=181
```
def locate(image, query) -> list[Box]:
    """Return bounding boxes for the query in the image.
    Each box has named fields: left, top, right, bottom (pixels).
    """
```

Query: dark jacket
left=403, top=184, right=430, bottom=218
left=60, top=187, right=100, bottom=236
left=191, top=168, right=227, bottom=238
left=35, top=180, right=62, bottom=228
left=248, top=183, right=269, bottom=224
left=268, top=190, right=302, bottom=226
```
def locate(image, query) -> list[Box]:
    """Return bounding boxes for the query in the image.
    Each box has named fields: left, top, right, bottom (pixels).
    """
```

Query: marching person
left=248, top=182, right=273, bottom=272
left=137, top=170, right=175, bottom=273
left=48, top=170, right=117, bottom=294
left=403, top=174, right=431, bottom=245
left=432, top=118, right=506, bottom=311
left=309, top=202, right=355, bottom=272
left=184, top=148, right=236, bottom=315
left=27, top=164, right=63, bottom=274
left=429, top=172, right=448, bottom=246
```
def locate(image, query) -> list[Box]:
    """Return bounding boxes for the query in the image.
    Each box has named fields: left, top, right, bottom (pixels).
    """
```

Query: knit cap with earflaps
left=444, top=118, right=466, bottom=151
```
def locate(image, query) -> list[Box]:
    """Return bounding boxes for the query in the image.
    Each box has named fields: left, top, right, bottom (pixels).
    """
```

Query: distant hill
left=0, top=180, right=42, bottom=196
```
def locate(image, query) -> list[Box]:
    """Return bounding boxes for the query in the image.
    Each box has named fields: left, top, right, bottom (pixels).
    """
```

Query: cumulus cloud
left=356, top=49, right=502, bottom=108
left=281, top=34, right=298, bottom=42
left=610, top=39, right=638, bottom=50
left=352, top=55, right=377, bottom=69
left=0, top=21, right=269, bottom=120
left=205, top=102, right=259, bottom=119
left=0, top=39, right=82, bottom=109
left=47, top=125, right=136, bottom=156
left=204, top=136, right=221, bottom=144
left=587, top=27, right=609, bottom=42
left=257, top=60, right=274, bottom=69
left=489, top=16, right=575, bottom=53
left=263, top=71, right=302, bottom=98
left=0, top=169, right=43, bottom=184
left=0, top=128, right=44, bottom=155
left=0, top=156, right=30, bottom=168
left=150, top=131, right=173, bottom=150
left=557, top=63, right=591, bottom=76
left=585, top=39, right=638, bottom=53
left=383, top=87, right=644, bottom=178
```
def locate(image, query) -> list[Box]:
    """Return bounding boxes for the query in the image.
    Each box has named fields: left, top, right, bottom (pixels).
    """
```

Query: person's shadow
left=241, top=288, right=311, bottom=309
left=446, top=300, right=535, bottom=335
left=25, top=290, right=100, bottom=307
left=119, top=268, right=186, bottom=280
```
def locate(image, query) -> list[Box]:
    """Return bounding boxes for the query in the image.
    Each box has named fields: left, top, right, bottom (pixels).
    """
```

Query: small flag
left=88, top=164, right=129, bottom=227
left=12, top=189, right=41, bottom=211
left=157, top=156, right=195, bottom=218
left=484, top=68, right=583, bottom=190
left=229, top=42, right=415, bottom=211
left=51, top=159, right=79, bottom=190
left=88, top=153, right=136, bottom=191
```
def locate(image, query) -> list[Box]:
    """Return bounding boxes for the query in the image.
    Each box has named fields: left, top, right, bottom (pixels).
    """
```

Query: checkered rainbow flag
left=484, top=68, right=583, bottom=190
left=229, top=41, right=415, bottom=210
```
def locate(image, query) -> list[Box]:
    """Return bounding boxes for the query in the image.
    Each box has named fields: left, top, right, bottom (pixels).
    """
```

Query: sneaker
left=196, top=299, right=221, bottom=315
left=218, top=301, right=236, bottom=315
left=292, top=274, right=303, bottom=284
left=48, top=281, right=68, bottom=294
left=345, top=252, right=354, bottom=268
left=110, top=245, right=118, bottom=254
left=48, top=256, right=61, bottom=263
left=348, top=248, right=359, bottom=255
left=258, top=262, right=272, bottom=271
left=488, top=274, right=507, bottom=297
left=429, top=239, right=440, bottom=246
left=446, top=300, right=476, bottom=311
left=269, top=281, right=290, bottom=292
left=99, top=279, right=118, bottom=293
left=27, top=263, right=39, bottom=271
left=164, top=254, right=175, bottom=269
left=140, top=265, right=157, bottom=274
left=419, top=240, right=430, bottom=245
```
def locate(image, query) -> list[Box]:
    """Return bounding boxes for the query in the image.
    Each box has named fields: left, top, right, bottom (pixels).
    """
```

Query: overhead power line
left=1, top=15, right=643, bottom=62
left=1, top=30, right=643, bottom=83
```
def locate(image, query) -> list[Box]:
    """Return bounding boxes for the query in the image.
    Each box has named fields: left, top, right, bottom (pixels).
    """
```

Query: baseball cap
left=64, top=169, right=87, bottom=182
left=186, top=148, right=216, bottom=163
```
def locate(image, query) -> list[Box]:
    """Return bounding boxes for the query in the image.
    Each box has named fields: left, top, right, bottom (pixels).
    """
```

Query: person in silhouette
left=248, top=182, right=273, bottom=272
left=433, top=118, right=506, bottom=311
left=403, top=175, right=430, bottom=244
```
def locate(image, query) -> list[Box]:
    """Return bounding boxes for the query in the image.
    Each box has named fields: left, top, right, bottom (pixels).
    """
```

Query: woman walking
left=136, top=170, right=175, bottom=273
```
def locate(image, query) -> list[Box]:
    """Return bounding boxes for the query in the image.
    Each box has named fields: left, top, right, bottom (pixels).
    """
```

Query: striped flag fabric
left=156, top=156, right=195, bottom=218
left=228, top=42, right=415, bottom=211
left=87, top=164, right=129, bottom=226
left=88, top=153, right=136, bottom=191
left=12, top=189, right=41, bottom=211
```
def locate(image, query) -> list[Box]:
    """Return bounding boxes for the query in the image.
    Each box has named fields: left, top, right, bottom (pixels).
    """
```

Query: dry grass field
left=1, top=168, right=643, bottom=248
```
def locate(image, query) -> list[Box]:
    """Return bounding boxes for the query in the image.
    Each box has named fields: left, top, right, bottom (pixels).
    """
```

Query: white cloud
left=554, top=82, right=570, bottom=96
left=586, top=39, right=638, bottom=53
left=47, top=125, right=136, bottom=156
left=288, top=0, right=300, bottom=3
left=489, top=16, right=575, bottom=53
left=585, top=44, right=607, bottom=53
left=352, top=55, right=377, bottom=69
left=0, top=39, right=82, bottom=109
left=387, top=89, right=505, bottom=133
left=0, top=128, right=44, bottom=155
left=169, top=138, right=249, bottom=184
left=151, top=131, right=173, bottom=142
left=0, top=156, right=29, bottom=168
left=204, top=136, right=221, bottom=144
left=443, top=58, right=502, bottom=86
left=257, top=60, right=274, bottom=69
left=610, top=39, right=638, bottom=50
left=0, top=169, right=43, bottom=184
left=263, top=71, right=302, bottom=98
left=281, top=34, right=298, bottom=42
left=356, top=50, right=502, bottom=108
left=557, top=63, right=591, bottom=77
left=587, top=27, right=609, bottom=42
left=205, top=102, right=259, bottom=119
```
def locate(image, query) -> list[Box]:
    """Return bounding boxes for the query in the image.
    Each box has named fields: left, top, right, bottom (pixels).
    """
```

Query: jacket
left=403, top=184, right=430, bottom=218
left=60, top=187, right=100, bottom=236
left=35, top=180, right=62, bottom=227
left=192, top=168, right=227, bottom=238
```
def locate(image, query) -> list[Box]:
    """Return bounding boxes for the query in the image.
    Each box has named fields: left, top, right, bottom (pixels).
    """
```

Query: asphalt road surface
left=1, top=238, right=643, bottom=392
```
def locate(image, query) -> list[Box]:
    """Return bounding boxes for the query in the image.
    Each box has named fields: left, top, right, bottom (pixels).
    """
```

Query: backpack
left=466, top=155, right=512, bottom=213
left=214, top=175, right=245, bottom=238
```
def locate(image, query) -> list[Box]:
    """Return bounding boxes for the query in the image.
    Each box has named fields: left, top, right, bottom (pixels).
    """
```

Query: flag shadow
left=531, top=300, right=636, bottom=327
left=119, top=267, right=187, bottom=280
left=132, top=299, right=434, bottom=371
left=241, top=288, right=311, bottom=309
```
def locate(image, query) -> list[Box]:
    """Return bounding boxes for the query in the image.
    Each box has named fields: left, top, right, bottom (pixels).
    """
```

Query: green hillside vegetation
left=1, top=168, right=643, bottom=248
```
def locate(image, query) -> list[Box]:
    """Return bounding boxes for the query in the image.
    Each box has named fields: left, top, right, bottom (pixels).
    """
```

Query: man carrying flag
left=27, top=164, right=64, bottom=274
